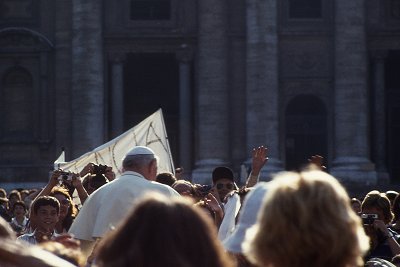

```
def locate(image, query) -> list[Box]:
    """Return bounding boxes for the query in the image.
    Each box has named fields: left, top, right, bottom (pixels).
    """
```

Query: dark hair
left=7, top=190, right=21, bottom=202
left=156, top=172, right=177, bottom=187
left=12, top=201, right=26, bottom=213
left=212, top=166, right=234, bottom=184
left=32, top=196, right=60, bottom=215
left=96, top=194, right=234, bottom=267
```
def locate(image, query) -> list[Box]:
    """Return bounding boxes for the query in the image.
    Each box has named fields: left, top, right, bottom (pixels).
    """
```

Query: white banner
left=56, top=109, right=175, bottom=175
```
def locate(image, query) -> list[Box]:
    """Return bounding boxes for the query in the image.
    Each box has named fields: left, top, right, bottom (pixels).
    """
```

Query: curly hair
left=244, top=170, right=369, bottom=267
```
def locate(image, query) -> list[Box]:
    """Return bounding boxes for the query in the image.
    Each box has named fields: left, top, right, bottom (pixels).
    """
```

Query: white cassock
left=69, top=171, right=179, bottom=241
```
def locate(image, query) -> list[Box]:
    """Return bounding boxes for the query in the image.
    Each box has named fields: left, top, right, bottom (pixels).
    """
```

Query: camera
left=92, top=164, right=108, bottom=175
left=59, top=171, right=73, bottom=181
left=361, top=213, right=378, bottom=225
left=195, top=184, right=213, bottom=197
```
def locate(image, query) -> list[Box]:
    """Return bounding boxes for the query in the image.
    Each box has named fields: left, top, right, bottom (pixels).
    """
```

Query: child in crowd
left=9, top=200, right=28, bottom=236
left=17, top=196, right=61, bottom=245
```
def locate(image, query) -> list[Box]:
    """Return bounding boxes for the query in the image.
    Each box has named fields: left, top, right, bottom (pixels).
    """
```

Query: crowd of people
left=1, top=145, right=400, bottom=267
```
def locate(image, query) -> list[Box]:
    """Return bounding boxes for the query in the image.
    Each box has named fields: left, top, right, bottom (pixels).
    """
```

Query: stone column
left=192, top=0, right=229, bottom=184
left=54, top=0, right=72, bottom=158
left=71, top=0, right=104, bottom=157
left=330, top=0, right=377, bottom=184
left=110, top=53, right=126, bottom=138
left=176, top=45, right=193, bottom=177
left=39, top=52, right=50, bottom=148
left=371, top=50, right=389, bottom=183
left=245, top=0, right=282, bottom=180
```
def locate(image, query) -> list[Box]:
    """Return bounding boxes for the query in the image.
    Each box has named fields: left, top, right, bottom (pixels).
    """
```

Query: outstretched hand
left=251, top=146, right=268, bottom=175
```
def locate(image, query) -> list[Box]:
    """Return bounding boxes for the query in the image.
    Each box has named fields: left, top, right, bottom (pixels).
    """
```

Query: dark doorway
left=385, top=50, right=400, bottom=181
left=285, top=94, right=328, bottom=171
left=123, top=53, right=179, bottom=162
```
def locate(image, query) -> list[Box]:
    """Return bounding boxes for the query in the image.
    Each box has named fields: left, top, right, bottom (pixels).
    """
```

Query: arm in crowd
left=70, top=174, right=89, bottom=205
left=245, top=146, right=268, bottom=188
left=33, top=170, right=89, bottom=207
left=374, top=220, right=400, bottom=256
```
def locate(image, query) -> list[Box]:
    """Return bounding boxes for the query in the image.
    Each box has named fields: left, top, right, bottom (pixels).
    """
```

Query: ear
left=149, top=159, right=156, bottom=169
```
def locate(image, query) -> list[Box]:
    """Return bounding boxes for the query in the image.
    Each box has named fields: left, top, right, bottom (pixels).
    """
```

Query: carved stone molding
left=0, top=27, right=53, bottom=52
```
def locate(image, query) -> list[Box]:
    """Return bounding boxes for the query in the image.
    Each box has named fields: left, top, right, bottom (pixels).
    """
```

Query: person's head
left=83, top=173, right=109, bottom=194
left=172, top=180, right=196, bottom=198
left=212, top=166, right=237, bottom=200
left=362, top=190, right=393, bottom=224
left=156, top=172, right=177, bottom=187
left=351, top=197, right=362, bottom=214
left=20, top=189, right=30, bottom=201
left=50, top=187, right=76, bottom=221
left=96, top=194, right=234, bottom=267
left=122, top=146, right=158, bottom=181
left=244, top=170, right=369, bottom=267
left=32, top=196, right=60, bottom=232
left=8, top=190, right=21, bottom=206
left=12, top=201, right=27, bottom=217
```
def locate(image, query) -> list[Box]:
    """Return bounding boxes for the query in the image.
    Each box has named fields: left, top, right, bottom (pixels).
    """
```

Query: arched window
left=288, top=0, right=322, bottom=19
left=1, top=67, right=34, bottom=140
left=285, top=94, right=327, bottom=170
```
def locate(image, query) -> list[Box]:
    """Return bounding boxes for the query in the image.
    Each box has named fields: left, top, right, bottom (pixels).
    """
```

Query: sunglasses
left=216, top=183, right=234, bottom=190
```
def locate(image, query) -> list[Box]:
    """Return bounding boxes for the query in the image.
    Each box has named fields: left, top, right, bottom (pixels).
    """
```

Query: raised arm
left=246, top=146, right=268, bottom=188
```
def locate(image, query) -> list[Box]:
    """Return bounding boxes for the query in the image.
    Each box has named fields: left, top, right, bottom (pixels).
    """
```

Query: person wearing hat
left=212, top=166, right=238, bottom=203
left=68, top=146, right=180, bottom=260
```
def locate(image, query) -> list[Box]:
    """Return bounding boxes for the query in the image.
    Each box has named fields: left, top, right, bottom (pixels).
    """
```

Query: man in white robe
left=68, top=146, right=179, bottom=257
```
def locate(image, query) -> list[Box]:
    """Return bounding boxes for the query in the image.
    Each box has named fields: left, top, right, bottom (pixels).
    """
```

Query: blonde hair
left=244, top=170, right=369, bottom=267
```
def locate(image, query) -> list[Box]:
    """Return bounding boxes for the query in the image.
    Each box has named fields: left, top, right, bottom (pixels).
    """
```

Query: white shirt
left=68, top=171, right=179, bottom=241
left=17, top=230, right=61, bottom=245
left=10, top=216, right=28, bottom=229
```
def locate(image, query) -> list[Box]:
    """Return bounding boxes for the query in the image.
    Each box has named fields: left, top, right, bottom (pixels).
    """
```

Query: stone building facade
left=0, top=0, right=399, bottom=186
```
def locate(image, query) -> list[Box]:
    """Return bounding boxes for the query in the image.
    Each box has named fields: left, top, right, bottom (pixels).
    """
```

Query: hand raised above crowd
left=251, top=146, right=268, bottom=176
